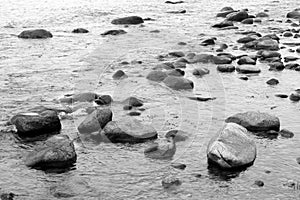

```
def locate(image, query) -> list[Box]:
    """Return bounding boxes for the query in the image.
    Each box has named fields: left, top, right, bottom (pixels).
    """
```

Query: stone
left=162, top=176, right=182, bottom=189
left=163, top=76, right=194, bottom=90
left=153, top=62, right=175, bottom=70
left=287, top=10, right=300, bottom=19
left=201, top=38, right=216, bottom=46
left=169, top=51, right=185, bottom=57
left=284, top=56, right=299, bottom=62
left=268, top=62, right=284, bottom=71
left=146, top=70, right=168, bottom=82
left=166, top=69, right=185, bottom=77
left=165, top=130, right=189, bottom=142
left=77, top=108, right=112, bottom=134
left=226, top=11, right=249, bottom=22
left=111, top=16, right=144, bottom=25
left=256, top=12, right=269, bottom=17
left=236, top=65, right=261, bottom=73
left=165, top=1, right=184, bottom=4
left=112, top=70, right=128, bottom=80
left=11, top=110, right=61, bottom=137
left=266, top=78, right=279, bottom=85
left=94, top=95, right=113, bottom=105
left=241, top=18, right=253, bottom=24
left=217, top=65, right=235, bottom=72
left=211, top=56, right=232, bottom=64
left=254, top=180, right=264, bottom=187
left=212, top=20, right=234, bottom=28
left=220, top=7, right=234, bottom=12
left=173, top=61, right=186, bottom=68
left=237, top=36, right=257, bottom=43
left=279, top=129, right=294, bottom=138
left=275, top=94, right=288, bottom=98
left=122, top=97, right=143, bottom=107
left=254, top=19, right=262, bottom=23
left=18, top=29, right=53, bottom=39
left=0, top=193, right=15, bottom=200
left=289, top=92, right=300, bottom=101
left=72, top=28, right=89, bottom=33
left=166, top=10, right=186, bottom=14
left=256, top=39, right=279, bottom=50
left=188, top=54, right=214, bottom=63
left=260, top=51, right=281, bottom=59
left=192, top=67, right=210, bottom=76
left=171, top=163, right=186, bottom=170
left=60, top=92, right=98, bottom=103
left=100, top=119, right=158, bottom=143
left=285, top=63, right=300, bottom=70
left=207, top=123, right=256, bottom=169
left=225, top=111, right=280, bottom=132
left=216, top=10, right=236, bottom=18
left=283, top=32, right=293, bottom=37
left=237, top=56, right=256, bottom=65
left=239, top=76, right=249, bottom=80
left=25, top=135, right=77, bottom=169
left=128, top=111, right=141, bottom=116
left=297, top=157, right=300, bottom=164
left=101, top=29, right=126, bottom=36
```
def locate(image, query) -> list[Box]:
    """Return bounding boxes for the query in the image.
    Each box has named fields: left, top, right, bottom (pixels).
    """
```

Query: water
left=0, top=0, right=300, bottom=199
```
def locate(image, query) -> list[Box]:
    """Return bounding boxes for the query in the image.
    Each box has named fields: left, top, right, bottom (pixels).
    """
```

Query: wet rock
left=237, top=56, right=256, bottom=65
left=269, top=61, right=285, bottom=71
left=18, top=29, right=53, bottom=39
left=112, top=70, right=128, bottom=80
left=285, top=63, right=300, bottom=70
left=236, top=65, right=261, bottom=74
left=211, top=56, right=232, bottom=64
left=237, top=36, right=257, bottom=43
left=162, top=176, right=182, bottom=189
left=212, top=20, right=234, bottom=28
left=289, top=92, right=300, bottom=101
left=256, top=39, right=279, bottom=50
left=225, top=111, right=280, bottom=132
left=254, top=18, right=262, bottom=23
left=123, top=105, right=132, bottom=110
left=188, top=54, right=214, bottom=63
left=72, top=28, right=89, bottom=33
left=256, top=12, right=269, bottom=17
left=241, top=18, right=253, bottom=24
left=111, top=16, right=144, bottom=25
left=254, top=180, right=264, bottom=187
left=0, top=193, right=15, bottom=200
left=275, top=94, right=288, bottom=98
left=220, top=7, right=234, bottom=12
left=169, top=51, right=185, bottom=57
left=25, top=135, right=77, bottom=169
left=122, top=97, right=143, bottom=107
left=173, top=61, right=186, bottom=68
left=279, top=129, right=294, bottom=138
left=200, top=38, right=216, bottom=46
left=260, top=50, right=281, bottom=59
left=207, top=123, right=256, bottom=169
left=239, top=76, right=249, bottom=80
left=217, top=65, right=235, bottom=72
left=287, top=10, right=300, bottom=19
left=11, top=110, right=61, bottom=137
left=266, top=78, right=279, bottom=85
left=284, top=56, right=299, bottom=62
left=297, top=47, right=300, bottom=53
left=226, top=11, right=249, bottom=22
left=128, top=111, right=141, bottom=116
left=165, top=0, right=184, bottom=4
left=146, top=70, right=168, bottom=82
left=100, top=119, right=157, bottom=143
left=60, top=92, right=98, bottom=103
left=163, top=76, right=194, bottom=90
left=188, top=96, right=216, bottom=102
left=101, top=29, right=126, bottom=36
left=219, top=26, right=239, bottom=30
left=153, top=62, right=175, bottom=70
left=166, top=69, right=185, bottom=77
left=216, top=10, right=236, bottom=18
left=283, top=31, right=293, bottom=37
left=192, top=67, right=210, bottom=76
left=94, top=95, right=113, bottom=105
left=78, top=108, right=112, bottom=134
left=171, top=163, right=186, bottom=170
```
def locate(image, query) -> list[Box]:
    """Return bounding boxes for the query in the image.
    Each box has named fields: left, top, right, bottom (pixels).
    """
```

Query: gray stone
left=217, top=65, right=235, bottom=72
left=72, top=28, right=89, bottom=33
left=192, top=67, right=209, bottom=76
left=163, top=76, right=194, bottom=90
left=111, top=16, right=144, bottom=25
left=226, top=11, right=249, bottom=22
left=236, top=65, right=261, bottom=73
left=18, top=29, right=53, bottom=39
left=146, top=70, right=168, bottom=82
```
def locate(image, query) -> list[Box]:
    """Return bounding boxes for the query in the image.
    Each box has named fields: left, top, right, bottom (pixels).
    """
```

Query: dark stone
left=296, top=157, right=300, bottom=164
left=122, top=97, right=143, bottom=107
left=256, top=12, right=269, bottom=17
left=60, top=92, right=99, bottom=103
left=279, top=129, right=294, bottom=138
left=275, top=94, right=288, bottom=98
left=236, top=65, right=261, bottom=73
left=162, top=176, right=182, bottom=189
left=163, top=76, right=194, bottom=90
left=217, top=65, right=235, bottom=72
left=187, top=96, right=216, bottom=102
left=72, top=28, right=89, bottom=33
left=240, top=76, right=249, bottom=80
left=165, top=1, right=184, bottom=4
left=283, top=32, right=293, bottom=37
left=256, top=39, right=279, bottom=50
left=211, top=56, right=232, bottom=64
left=241, top=18, right=253, bottom=24
left=285, top=63, right=300, bottom=70
left=173, top=61, right=186, bottom=68
left=290, top=92, right=300, bottom=101
left=192, top=67, right=209, bottom=76
left=287, top=10, right=300, bottom=19
left=165, top=130, right=189, bottom=142
left=216, top=10, right=236, bottom=18
left=212, top=20, right=234, bottom=28
left=94, top=95, right=113, bottom=105
left=123, top=105, right=132, bottom=110
left=167, top=9, right=186, bottom=14
left=111, top=16, right=144, bottom=25
left=18, top=29, right=53, bottom=39
left=269, top=62, right=284, bottom=71
left=237, top=56, right=256, bottom=65
left=171, top=163, right=186, bottom=170
left=168, top=51, right=185, bottom=57
left=254, top=180, right=264, bottom=187
left=146, top=70, right=168, bottom=82
left=226, top=11, right=249, bottom=22
left=101, top=29, right=126, bottom=36
left=113, top=70, right=128, bottom=80
left=201, top=38, right=216, bottom=46
left=0, top=193, right=15, bottom=200
left=128, top=111, right=141, bottom=116
left=188, top=54, right=214, bottom=63
left=284, top=56, right=299, bottom=62
left=266, top=78, right=279, bottom=85
left=220, top=7, right=234, bottom=12
left=237, top=36, right=257, bottom=43
left=166, top=69, right=185, bottom=77
left=260, top=51, right=281, bottom=59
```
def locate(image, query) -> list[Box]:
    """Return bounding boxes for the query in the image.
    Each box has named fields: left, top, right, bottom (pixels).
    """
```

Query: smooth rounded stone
left=28, top=105, right=72, bottom=114
left=166, top=9, right=186, bottom=14
left=220, top=7, right=234, bottom=12
left=60, top=92, right=99, bottom=103
left=188, top=54, right=214, bottom=63
left=18, top=29, right=53, bottom=39
left=289, top=92, right=300, bottom=101
left=211, top=56, right=232, bottom=64
left=122, top=97, right=143, bottom=107
left=171, top=163, right=186, bottom=170
left=212, top=20, right=234, bottom=28
left=284, top=56, right=299, bottom=62
left=101, top=29, right=126, bottom=36
left=287, top=10, right=300, bottom=19
left=254, top=180, right=264, bottom=187
left=237, top=36, right=257, bottom=43
left=77, top=108, right=112, bottom=134
left=72, top=28, right=89, bottom=33
left=100, top=119, right=158, bottom=143
left=260, top=50, right=281, bottom=59
left=153, top=62, right=175, bottom=70
left=216, top=43, right=228, bottom=52
left=268, top=61, right=285, bottom=71
left=285, top=63, right=300, bottom=70
left=0, top=193, right=15, bottom=200
left=207, top=123, right=256, bottom=169
left=94, top=95, right=113, bottom=105
left=279, top=129, right=294, bottom=138
left=275, top=94, right=288, bottom=98
left=266, top=78, right=279, bottom=85
left=226, top=11, right=249, bottom=22
left=256, top=12, right=269, bottom=17
left=291, top=23, right=300, bottom=27
left=256, top=39, right=279, bottom=50
left=178, top=41, right=187, bottom=45
left=163, top=76, right=194, bottom=90
left=297, top=157, right=300, bottom=164
left=241, top=18, right=253, bottom=24
left=254, top=18, right=262, bottom=23
left=217, top=65, right=235, bottom=72
left=236, top=65, right=261, bottom=74
left=165, top=1, right=184, bottom=4
left=283, top=31, right=293, bottom=37
left=146, top=70, right=168, bottom=82
left=176, top=57, right=189, bottom=63
left=200, top=38, right=216, bottom=46
left=192, top=67, right=209, bottom=76
left=225, top=111, right=280, bottom=132
left=112, top=70, right=128, bottom=80
left=128, top=111, right=141, bottom=116
left=216, top=10, right=236, bottom=18
left=162, top=176, right=182, bottom=189
left=166, top=69, right=185, bottom=77
left=237, top=56, right=256, bottom=65
left=10, top=110, right=61, bottom=137
left=294, top=33, right=300, bottom=38
left=217, top=53, right=236, bottom=60
left=25, top=135, right=76, bottom=169
left=123, top=105, right=132, bottom=110
left=165, top=130, right=189, bottom=142
left=111, top=16, right=144, bottom=25
left=239, top=76, right=249, bottom=80
left=262, top=33, right=279, bottom=41
left=168, top=51, right=185, bottom=57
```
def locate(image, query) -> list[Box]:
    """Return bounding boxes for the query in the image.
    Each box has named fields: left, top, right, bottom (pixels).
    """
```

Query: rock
left=256, top=12, right=269, bottom=17
left=167, top=10, right=186, bottom=14
left=201, top=38, right=216, bottom=46
left=0, top=193, right=15, bottom=200
left=266, top=78, right=279, bottom=85
left=60, top=92, right=98, bottom=103
left=111, top=16, right=144, bottom=25
left=262, top=34, right=279, bottom=41
left=112, top=70, right=128, bottom=80
left=220, top=7, right=234, bottom=12
left=173, top=61, right=186, bottom=68
left=77, top=108, right=112, bottom=134
left=279, top=129, right=294, bottom=138
left=236, top=65, right=261, bottom=73
left=297, top=47, right=300, bottom=53
left=166, top=69, right=185, bottom=77
left=100, top=119, right=157, bottom=143
left=11, top=110, right=61, bottom=137
left=123, top=105, right=132, bottom=110
left=207, top=123, right=256, bottom=169
left=146, top=70, right=168, bottom=82
left=275, top=94, right=288, bottom=98
left=226, top=11, right=249, bottom=22
left=225, top=111, right=280, bottom=132
left=284, top=56, right=299, bottom=62
left=283, top=32, right=293, bottom=37
left=192, top=67, right=210, bottom=76
left=101, top=29, right=126, bottom=36
left=254, top=18, right=262, bottom=23
left=153, top=62, right=175, bottom=70
left=239, top=76, right=249, bottom=80
left=188, top=96, right=216, bottom=102
left=176, top=57, right=189, bottom=63
left=256, top=39, right=279, bottom=50
left=163, top=76, right=194, bottom=90
left=122, top=97, right=143, bottom=107
left=219, top=26, right=239, bottom=30
left=188, top=54, right=214, bottom=63
left=211, top=56, right=232, bottom=64
left=165, top=130, right=189, bottom=142
left=162, top=176, right=182, bottom=189
left=128, top=111, right=141, bottom=116
left=217, top=53, right=236, bottom=60
left=94, top=95, right=113, bottom=105
left=165, top=0, right=184, bottom=4
left=269, top=62, right=284, bottom=71
left=287, top=10, right=300, bottom=19
left=237, top=36, right=257, bottom=43
left=237, top=56, right=256, bottom=65
left=25, top=135, right=77, bottom=169
left=285, top=63, right=300, bottom=70
left=72, top=28, right=89, bottom=33
left=254, top=180, right=264, bottom=187
left=241, top=18, right=253, bottom=24
left=171, top=163, right=186, bottom=170
left=216, top=10, right=236, bottom=18
left=212, top=20, right=234, bottom=28
left=18, top=29, right=53, bottom=39
left=169, top=51, right=185, bottom=57
left=217, top=65, right=235, bottom=72
left=217, top=43, right=228, bottom=52
left=297, top=157, right=300, bottom=164
left=260, top=51, right=281, bottom=59
left=289, top=92, right=300, bottom=101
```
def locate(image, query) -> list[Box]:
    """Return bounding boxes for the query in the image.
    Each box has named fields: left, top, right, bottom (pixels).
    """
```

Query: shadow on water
left=207, top=163, right=250, bottom=181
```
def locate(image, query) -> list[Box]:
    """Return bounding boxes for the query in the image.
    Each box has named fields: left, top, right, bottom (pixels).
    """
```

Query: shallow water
left=0, top=0, right=300, bottom=199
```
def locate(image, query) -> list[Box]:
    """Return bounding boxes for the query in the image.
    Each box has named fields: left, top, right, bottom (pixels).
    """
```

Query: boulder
left=163, top=76, right=194, bottom=90
left=101, top=29, right=127, bottom=36
left=111, top=16, right=144, bottom=25
left=211, top=56, right=232, bottom=64
left=192, top=67, right=210, bottom=76
left=225, top=111, right=280, bottom=132
left=287, top=10, right=300, bottom=19
left=100, top=119, right=158, bottom=143
left=72, top=28, right=89, bottom=33
left=11, top=110, right=61, bottom=137
left=112, top=70, right=128, bottom=80
left=236, top=65, right=261, bottom=74
left=207, top=123, right=256, bottom=168
left=77, top=108, right=112, bottom=134
left=226, top=11, right=249, bottom=22
left=237, top=56, right=256, bottom=65
left=217, top=65, right=235, bottom=72
left=146, top=70, right=168, bottom=82
left=18, top=29, right=53, bottom=39
left=25, top=135, right=77, bottom=169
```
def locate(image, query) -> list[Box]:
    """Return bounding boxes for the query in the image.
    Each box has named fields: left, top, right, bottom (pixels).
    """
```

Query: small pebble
left=254, top=180, right=264, bottom=187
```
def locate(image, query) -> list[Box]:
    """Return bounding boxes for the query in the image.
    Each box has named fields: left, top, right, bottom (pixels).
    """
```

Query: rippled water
left=0, top=0, right=300, bottom=199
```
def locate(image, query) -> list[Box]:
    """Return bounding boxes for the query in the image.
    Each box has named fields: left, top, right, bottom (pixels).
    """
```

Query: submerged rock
left=111, top=16, right=144, bottom=25
left=163, top=76, right=194, bottom=90
left=225, top=111, right=280, bottom=132
left=18, top=29, right=53, bottom=39
left=207, top=123, right=256, bottom=169
left=72, top=28, right=89, bottom=33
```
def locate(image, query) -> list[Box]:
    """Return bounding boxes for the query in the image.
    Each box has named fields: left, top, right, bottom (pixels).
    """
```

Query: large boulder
left=207, top=123, right=256, bottom=169
left=25, top=135, right=77, bottom=169
left=18, top=29, right=53, bottom=39
left=77, top=108, right=113, bottom=134
left=111, top=16, right=144, bottom=25
left=146, top=70, right=168, bottom=82
left=225, top=111, right=280, bottom=132
left=226, top=11, right=248, bottom=22
left=163, top=76, right=194, bottom=90
left=100, top=119, right=158, bottom=143
left=11, top=110, right=61, bottom=137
